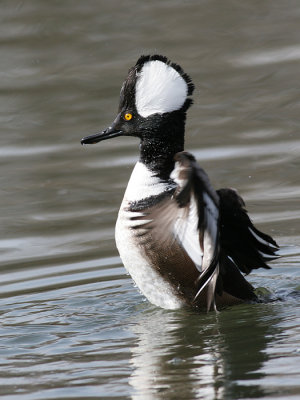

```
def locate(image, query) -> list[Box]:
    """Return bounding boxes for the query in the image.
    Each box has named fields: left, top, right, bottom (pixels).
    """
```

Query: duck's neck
left=139, top=115, right=185, bottom=180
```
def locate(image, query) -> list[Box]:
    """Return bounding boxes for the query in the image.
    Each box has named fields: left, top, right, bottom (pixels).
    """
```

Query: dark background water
left=0, top=1, right=300, bottom=399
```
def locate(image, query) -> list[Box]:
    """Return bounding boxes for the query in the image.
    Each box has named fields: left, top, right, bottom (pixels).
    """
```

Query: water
left=1, top=1, right=300, bottom=399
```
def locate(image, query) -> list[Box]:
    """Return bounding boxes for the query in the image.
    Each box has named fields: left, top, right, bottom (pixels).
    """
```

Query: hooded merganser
left=81, top=55, right=279, bottom=311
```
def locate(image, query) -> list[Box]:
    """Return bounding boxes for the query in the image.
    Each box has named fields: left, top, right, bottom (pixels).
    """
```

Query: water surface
left=0, top=1, right=300, bottom=399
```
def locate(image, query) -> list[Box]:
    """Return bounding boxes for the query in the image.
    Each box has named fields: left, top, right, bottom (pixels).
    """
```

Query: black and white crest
left=120, top=55, right=194, bottom=117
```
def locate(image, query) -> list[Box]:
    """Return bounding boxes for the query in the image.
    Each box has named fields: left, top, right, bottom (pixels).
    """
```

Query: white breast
left=115, top=162, right=186, bottom=309
left=122, top=161, right=170, bottom=202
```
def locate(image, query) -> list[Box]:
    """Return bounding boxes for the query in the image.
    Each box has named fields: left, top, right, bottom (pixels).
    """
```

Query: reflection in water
left=128, top=304, right=280, bottom=400
left=129, top=309, right=223, bottom=400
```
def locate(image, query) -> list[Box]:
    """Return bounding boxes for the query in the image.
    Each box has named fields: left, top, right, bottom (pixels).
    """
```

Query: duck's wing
left=173, top=152, right=221, bottom=310
left=134, top=151, right=220, bottom=310
left=216, top=187, right=280, bottom=301
left=217, top=188, right=279, bottom=273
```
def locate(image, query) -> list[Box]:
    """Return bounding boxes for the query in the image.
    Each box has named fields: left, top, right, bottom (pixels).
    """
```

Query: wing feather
left=131, top=152, right=220, bottom=310
left=217, top=188, right=280, bottom=275
left=170, top=152, right=220, bottom=310
left=129, top=155, right=279, bottom=310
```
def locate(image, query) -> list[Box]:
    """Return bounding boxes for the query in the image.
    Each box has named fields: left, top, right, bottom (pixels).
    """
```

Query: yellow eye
left=124, top=113, right=132, bottom=121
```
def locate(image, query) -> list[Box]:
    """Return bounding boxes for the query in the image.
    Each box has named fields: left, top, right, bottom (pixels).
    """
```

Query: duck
left=81, top=54, right=279, bottom=311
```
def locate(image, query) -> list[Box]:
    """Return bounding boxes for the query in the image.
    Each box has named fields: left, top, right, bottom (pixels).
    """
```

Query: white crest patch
left=135, top=60, right=188, bottom=118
